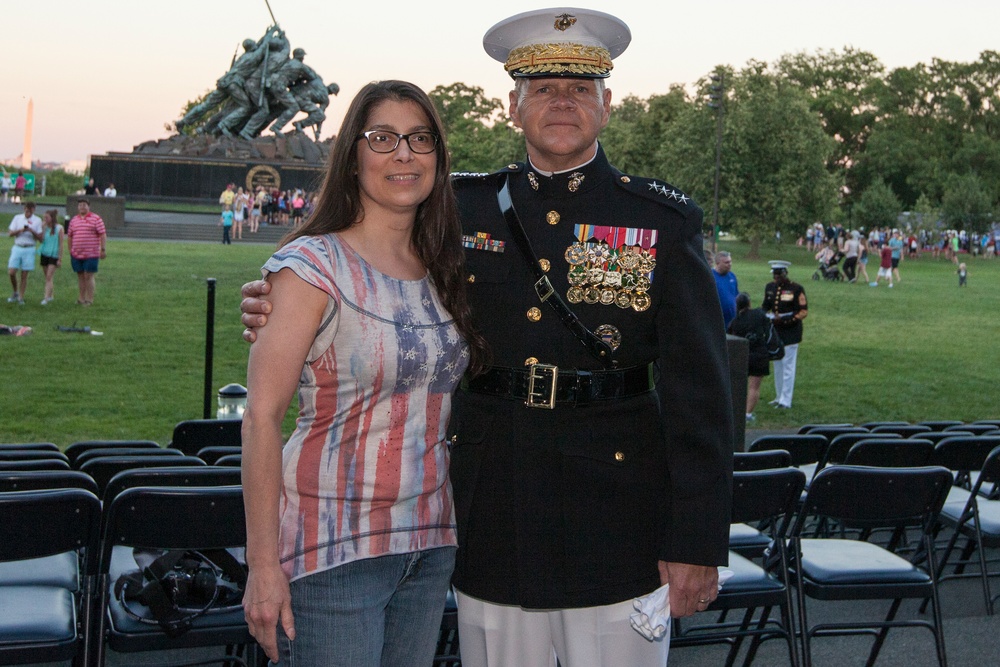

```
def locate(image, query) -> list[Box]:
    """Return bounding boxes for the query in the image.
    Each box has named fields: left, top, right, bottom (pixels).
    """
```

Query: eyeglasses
left=358, top=130, right=439, bottom=154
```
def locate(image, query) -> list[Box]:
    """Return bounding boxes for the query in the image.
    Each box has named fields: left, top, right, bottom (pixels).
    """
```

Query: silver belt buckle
left=526, top=363, right=558, bottom=409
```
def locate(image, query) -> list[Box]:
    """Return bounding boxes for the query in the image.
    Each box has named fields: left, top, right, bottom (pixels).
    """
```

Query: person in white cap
left=763, top=260, right=808, bottom=408
left=239, top=9, right=732, bottom=666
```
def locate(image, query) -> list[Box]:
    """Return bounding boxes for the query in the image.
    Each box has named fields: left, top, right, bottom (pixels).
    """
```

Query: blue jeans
left=274, top=546, right=455, bottom=666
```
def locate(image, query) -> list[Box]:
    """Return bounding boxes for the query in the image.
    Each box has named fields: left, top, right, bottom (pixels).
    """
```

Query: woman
left=291, top=189, right=305, bottom=225
left=727, top=292, right=772, bottom=422
left=249, top=187, right=262, bottom=233
left=242, top=80, right=486, bottom=666
left=233, top=187, right=248, bottom=240
left=842, top=230, right=861, bottom=282
left=39, top=209, right=64, bottom=305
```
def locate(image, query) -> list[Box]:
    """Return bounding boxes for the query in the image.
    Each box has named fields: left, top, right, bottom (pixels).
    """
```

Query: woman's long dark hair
left=282, top=80, right=487, bottom=372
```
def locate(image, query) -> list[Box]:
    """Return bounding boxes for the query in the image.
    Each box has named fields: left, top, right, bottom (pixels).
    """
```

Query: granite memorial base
left=64, top=195, right=125, bottom=229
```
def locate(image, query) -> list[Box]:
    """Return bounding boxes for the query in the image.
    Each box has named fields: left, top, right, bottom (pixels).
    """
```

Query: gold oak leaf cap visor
left=483, top=7, right=631, bottom=79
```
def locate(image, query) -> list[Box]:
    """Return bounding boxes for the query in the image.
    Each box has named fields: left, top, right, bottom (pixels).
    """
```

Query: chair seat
left=0, top=553, right=79, bottom=590
left=716, top=552, right=785, bottom=596
left=729, top=523, right=771, bottom=556
left=940, top=500, right=1000, bottom=545
left=799, top=538, right=931, bottom=586
left=0, top=585, right=76, bottom=645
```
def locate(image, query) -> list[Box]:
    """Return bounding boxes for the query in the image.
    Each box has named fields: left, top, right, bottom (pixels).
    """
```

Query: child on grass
left=220, top=204, right=234, bottom=245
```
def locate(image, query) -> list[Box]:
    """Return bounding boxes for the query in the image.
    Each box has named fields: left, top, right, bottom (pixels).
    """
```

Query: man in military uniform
left=762, top=260, right=807, bottom=408
left=240, top=9, right=731, bottom=666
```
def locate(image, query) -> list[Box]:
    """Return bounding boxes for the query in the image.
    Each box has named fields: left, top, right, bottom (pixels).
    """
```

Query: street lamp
left=708, top=72, right=725, bottom=252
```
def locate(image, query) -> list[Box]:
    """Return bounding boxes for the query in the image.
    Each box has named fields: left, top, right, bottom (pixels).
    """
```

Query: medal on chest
left=564, top=224, right=657, bottom=312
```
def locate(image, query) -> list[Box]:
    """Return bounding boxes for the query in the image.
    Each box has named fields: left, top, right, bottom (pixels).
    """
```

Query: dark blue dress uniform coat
left=449, top=146, right=733, bottom=609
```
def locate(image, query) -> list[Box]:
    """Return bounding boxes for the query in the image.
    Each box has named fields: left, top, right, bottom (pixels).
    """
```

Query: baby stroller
left=812, top=247, right=845, bottom=281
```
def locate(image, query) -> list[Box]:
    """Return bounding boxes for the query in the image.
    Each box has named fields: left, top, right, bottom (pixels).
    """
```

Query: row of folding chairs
left=0, top=465, right=254, bottom=666
left=672, top=462, right=972, bottom=667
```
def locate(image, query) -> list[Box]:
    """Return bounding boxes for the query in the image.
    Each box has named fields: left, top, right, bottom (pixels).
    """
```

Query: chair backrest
left=0, top=459, right=70, bottom=472
left=214, top=454, right=243, bottom=467
left=971, top=420, right=1000, bottom=428
left=731, top=468, right=806, bottom=527
left=100, top=486, right=246, bottom=565
left=945, top=423, right=998, bottom=435
left=734, top=449, right=792, bottom=471
left=64, top=440, right=160, bottom=466
left=103, top=466, right=242, bottom=505
left=844, top=438, right=934, bottom=468
left=171, top=419, right=243, bottom=456
left=0, top=442, right=59, bottom=452
left=0, top=488, right=101, bottom=570
left=795, top=465, right=952, bottom=531
left=78, top=456, right=206, bottom=496
left=0, top=470, right=100, bottom=495
left=859, top=421, right=911, bottom=430
left=806, top=426, right=869, bottom=443
left=918, top=420, right=965, bottom=432
left=978, top=446, right=1000, bottom=486
left=932, top=436, right=1000, bottom=475
left=823, top=432, right=902, bottom=467
left=870, top=424, right=932, bottom=437
left=748, top=434, right=827, bottom=466
left=72, top=447, right=183, bottom=469
left=919, top=431, right=974, bottom=445
left=0, top=450, right=69, bottom=463
left=797, top=423, right=854, bottom=434
left=196, top=446, right=243, bottom=465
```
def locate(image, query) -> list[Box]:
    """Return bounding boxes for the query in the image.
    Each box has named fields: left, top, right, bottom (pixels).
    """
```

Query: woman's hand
left=244, top=563, right=295, bottom=662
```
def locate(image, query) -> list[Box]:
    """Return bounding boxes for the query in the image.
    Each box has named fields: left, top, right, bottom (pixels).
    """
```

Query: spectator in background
left=13, top=171, right=27, bottom=203
left=83, top=177, right=100, bottom=197
left=67, top=199, right=107, bottom=305
left=103, top=182, right=117, bottom=197
left=7, top=201, right=43, bottom=304
left=874, top=242, right=893, bottom=288
left=39, top=209, right=64, bottom=305
left=233, top=187, right=249, bottom=240
left=291, top=189, right=305, bottom=226
left=957, top=262, right=968, bottom=287
left=857, top=233, right=872, bottom=284
left=728, top=292, right=772, bottom=422
left=219, top=183, right=235, bottom=212
left=842, top=230, right=861, bottom=283
left=1, top=171, right=11, bottom=202
left=888, top=230, right=904, bottom=284
left=763, top=260, right=807, bottom=409
left=249, top=187, right=263, bottom=233
left=220, top=204, right=234, bottom=245
left=712, top=250, right=739, bottom=328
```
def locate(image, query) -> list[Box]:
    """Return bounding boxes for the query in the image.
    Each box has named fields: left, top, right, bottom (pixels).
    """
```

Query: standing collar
left=521, top=144, right=613, bottom=197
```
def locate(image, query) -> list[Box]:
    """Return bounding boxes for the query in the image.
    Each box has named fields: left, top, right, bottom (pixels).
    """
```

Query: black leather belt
left=461, top=363, right=656, bottom=409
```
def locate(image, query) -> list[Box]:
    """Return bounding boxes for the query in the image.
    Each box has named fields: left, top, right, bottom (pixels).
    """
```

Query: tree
left=165, top=90, right=218, bottom=136
left=941, top=173, right=994, bottom=232
left=429, top=83, right=522, bottom=173
left=852, top=179, right=902, bottom=231
left=38, top=169, right=85, bottom=197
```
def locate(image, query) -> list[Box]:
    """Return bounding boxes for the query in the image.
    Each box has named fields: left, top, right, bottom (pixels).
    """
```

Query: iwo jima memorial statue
left=90, top=22, right=339, bottom=201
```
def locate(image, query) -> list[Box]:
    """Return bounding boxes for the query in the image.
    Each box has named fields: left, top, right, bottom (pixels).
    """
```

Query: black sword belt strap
left=497, top=174, right=615, bottom=368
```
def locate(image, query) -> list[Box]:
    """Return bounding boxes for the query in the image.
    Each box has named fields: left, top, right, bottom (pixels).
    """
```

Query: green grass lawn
left=1, top=232, right=996, bottom=447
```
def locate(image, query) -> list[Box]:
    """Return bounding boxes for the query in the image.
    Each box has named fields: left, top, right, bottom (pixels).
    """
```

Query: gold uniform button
left=451, top=435, right=458, bottom=444
left=508, top=163, right=519, bottom=170
left=467, top=274, right=475, bottom=283
left=538, top=258, right=551, bottom=272
left=614, top=451, right=625, bottom=462
left=546, top=210, right=560, bottom=225
left=620, top=176, right=631, bottom=183
left=524, top=357, right=539, bottom=366
left=526, top=307, right=542, bottom=322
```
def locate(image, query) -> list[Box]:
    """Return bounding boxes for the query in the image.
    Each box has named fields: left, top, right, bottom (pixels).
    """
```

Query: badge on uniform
left=564, top=225, right=657, bottom=311
left=462, top=232, right=505, bottom=252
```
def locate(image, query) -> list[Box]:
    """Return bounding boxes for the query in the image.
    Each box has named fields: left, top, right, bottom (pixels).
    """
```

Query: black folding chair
left=170, top=419, right=243, bottom=457
left=673, top=468, right=806, bottom=667
left=796, top=423, right=854, bottom=435
left=103, top=466, right=243, bottom=506
left=0, top=450, right=70, bottom=464
left=789, top=465, right=953, bottom=667
left=79, top=456, right=206, bottom=497
left=735, top=450, right=792, bottom=471
left=870, top=424, right=932, bottom=438
left=197, top=446, right=243, bottom=465
left=860, top=421, right=911, bottom=430
left=945, top=423, right=997, bottom=436
left=73, top=447, right=185, bottom=469
left=64, top=440, right=161, bottom=467
left=919, top=431, right=974, bottom=445
left=0, top=442, right=59, bottom=452
left=843, top=438, right=935, bottom=468
left=93, top=485, right=254, bottom=667
left=819, top=432, right=902, bottom=471
left=0, top=470, right=99, bottom=495
left=933, top=445, right=1000, bottom=615
left=0, top=459, right=70, bottom=471
left=918, top=421, right=965, bottom=432
left=0, top=488, right=101, bottom=666
left=215, top=454, right=243, bottom=467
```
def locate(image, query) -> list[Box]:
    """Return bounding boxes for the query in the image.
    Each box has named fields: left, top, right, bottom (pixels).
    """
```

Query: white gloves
left=629, top=568, right=735, bottom=641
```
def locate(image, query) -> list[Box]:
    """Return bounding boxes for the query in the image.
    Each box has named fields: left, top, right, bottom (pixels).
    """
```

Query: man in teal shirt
left=888, top=230, right=905, bottom=285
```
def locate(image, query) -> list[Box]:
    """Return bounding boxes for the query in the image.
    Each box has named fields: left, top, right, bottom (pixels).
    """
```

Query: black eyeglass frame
left=357, top=130, right=439, bottom=154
